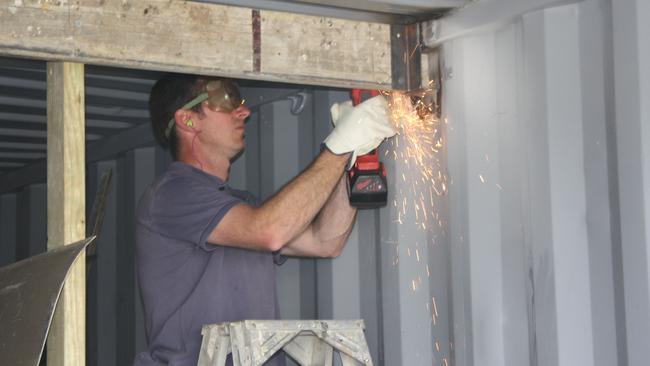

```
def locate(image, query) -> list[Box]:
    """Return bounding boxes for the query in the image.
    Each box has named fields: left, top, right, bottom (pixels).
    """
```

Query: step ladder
left=197, top=319, right=373, bottom=366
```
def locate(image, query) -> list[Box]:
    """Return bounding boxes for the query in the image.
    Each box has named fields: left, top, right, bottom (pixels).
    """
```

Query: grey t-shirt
left=133, top=162, right=281, bottom=366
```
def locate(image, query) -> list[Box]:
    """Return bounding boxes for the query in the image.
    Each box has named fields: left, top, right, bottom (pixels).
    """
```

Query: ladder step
left=198, top=319, right=373, bottom=366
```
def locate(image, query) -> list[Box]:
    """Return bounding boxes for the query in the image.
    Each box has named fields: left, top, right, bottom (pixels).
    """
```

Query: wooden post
left=46, top=62, right=86, bottom=366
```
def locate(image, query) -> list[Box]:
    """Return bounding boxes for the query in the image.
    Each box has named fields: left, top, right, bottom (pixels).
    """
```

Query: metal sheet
left=193, top=0, right=433, bottom=24
left=0, top=237, right=95, bottom=366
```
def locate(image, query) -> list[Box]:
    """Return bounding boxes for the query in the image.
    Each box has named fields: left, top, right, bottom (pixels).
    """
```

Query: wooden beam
left=259, top=11, right=391, bottom=87
left=0, top=0, right=392, bottom=89
left=46, top=62, right=86, bottom=366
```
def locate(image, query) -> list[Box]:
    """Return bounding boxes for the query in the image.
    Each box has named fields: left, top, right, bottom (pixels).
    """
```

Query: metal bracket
left=245, top=89, right=309, bottom=115
left=391, top=23, right=422, bottom=92
left=420, top=19, right=441, bottom=49
left=198, top=319, right=373, bottom=366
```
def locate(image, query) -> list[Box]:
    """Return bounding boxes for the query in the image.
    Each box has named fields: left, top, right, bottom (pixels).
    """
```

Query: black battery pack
left=347, top=159, right=388, bottom=209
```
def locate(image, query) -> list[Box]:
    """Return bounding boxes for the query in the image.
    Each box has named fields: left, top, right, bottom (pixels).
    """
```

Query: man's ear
left=173, top=109, right=196, bottom=133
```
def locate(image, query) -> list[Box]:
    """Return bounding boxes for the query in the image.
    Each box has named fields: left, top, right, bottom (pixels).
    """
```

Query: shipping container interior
left=0, top=0, right=649, bottom=365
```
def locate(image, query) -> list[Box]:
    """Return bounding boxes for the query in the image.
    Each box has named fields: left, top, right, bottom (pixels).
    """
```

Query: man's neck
left=178, top=153, right=230, bottom=182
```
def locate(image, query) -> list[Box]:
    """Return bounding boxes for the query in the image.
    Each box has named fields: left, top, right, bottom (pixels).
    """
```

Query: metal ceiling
left=0, top=57, right=161, bottom=180
left=196, top=0, right=467, bottom=23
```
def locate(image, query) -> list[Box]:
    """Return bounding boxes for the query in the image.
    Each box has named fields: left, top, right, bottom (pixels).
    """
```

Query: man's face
left=165, top=79, right=246, bottom=142
left=196, top=102, right=251, bottom=160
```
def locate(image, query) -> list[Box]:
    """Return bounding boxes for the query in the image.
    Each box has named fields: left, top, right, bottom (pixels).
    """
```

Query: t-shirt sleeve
left=147, top=176, right=243, bottom=250
left=272, top=251, right=288, bottom=265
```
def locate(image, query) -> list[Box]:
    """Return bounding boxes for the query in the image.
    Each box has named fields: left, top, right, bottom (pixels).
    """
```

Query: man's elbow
left=259, top=229, right=288, bottom=253
left=326, top=246, right=343, bottom=258
left=322, top=237, right=347, bottom=258
left=248, top=211, right=290, bottom=252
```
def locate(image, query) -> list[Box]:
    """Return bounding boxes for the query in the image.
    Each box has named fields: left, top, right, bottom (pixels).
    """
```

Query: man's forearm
left=279, top=174, right=357, bottom=258
left=312, top=175, right=357, bottom=244
left=254, top=149, right=348, bottom=249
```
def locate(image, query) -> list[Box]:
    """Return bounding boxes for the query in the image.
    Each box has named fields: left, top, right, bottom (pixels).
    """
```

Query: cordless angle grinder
left=347, top=89, right=389, bottom=209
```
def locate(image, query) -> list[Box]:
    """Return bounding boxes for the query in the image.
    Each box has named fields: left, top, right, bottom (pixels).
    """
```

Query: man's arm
left=207, top=149, right=349, bottom=252
left=279, top=174, right=357, bottom=258
left=208, top=95, right=394, bottom=253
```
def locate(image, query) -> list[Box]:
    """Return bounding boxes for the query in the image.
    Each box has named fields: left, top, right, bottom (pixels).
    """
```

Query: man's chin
left=231, top=147, right=246, bottom=162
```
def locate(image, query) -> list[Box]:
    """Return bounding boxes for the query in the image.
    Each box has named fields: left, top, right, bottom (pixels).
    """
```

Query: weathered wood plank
left=46, top=61, right=86, bottom=366
left=0, top=0, right=393, bottom=89
left=0, top=1, right=251, bottom=76
left=260, top=10, right=391, bottom=86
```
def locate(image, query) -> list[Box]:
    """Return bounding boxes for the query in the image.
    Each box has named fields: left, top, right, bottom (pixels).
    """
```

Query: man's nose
left=233, top=105, right=251, bottom=120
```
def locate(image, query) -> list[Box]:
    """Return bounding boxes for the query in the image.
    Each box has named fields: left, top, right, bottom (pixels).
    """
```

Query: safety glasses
left=165, top=79, right=244, bottom=138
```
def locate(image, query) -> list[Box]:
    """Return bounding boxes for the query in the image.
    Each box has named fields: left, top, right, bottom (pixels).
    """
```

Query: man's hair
left=148, top=73, right=208, bottom=160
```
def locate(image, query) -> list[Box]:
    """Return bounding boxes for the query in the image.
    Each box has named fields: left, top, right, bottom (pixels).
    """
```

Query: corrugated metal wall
left=433, top=0, right=649, bottom=365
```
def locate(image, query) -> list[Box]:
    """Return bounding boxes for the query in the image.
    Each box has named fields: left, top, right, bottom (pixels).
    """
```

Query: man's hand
left=324, top=95, right=397, bottom=168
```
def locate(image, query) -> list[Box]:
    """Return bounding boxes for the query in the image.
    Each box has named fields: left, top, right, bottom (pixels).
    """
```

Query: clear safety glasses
left=165, top=79, right=244, bottom=138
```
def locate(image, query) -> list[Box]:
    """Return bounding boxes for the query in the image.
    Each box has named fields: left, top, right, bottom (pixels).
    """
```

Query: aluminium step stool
left=197, top=319, right=373, bottom=366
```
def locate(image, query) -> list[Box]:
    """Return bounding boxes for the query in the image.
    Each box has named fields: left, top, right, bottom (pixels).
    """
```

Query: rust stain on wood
left=252, top=9, right=261, bottom=72
left=188, top=3, right=210, bottom=24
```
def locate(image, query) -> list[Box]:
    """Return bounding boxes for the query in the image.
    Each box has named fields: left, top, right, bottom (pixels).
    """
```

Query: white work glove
left=324, top=95, right=397, bottom=169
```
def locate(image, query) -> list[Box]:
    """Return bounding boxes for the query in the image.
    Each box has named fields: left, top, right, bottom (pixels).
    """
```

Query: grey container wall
left=435, top=0, right=650, bottom=365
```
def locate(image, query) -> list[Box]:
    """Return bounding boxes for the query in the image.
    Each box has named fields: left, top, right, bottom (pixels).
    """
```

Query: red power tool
left=347, top=89, right=388, bottom=209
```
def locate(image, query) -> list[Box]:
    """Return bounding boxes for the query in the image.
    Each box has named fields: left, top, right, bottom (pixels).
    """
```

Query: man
left=133, top=74, right=395, bottom=365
